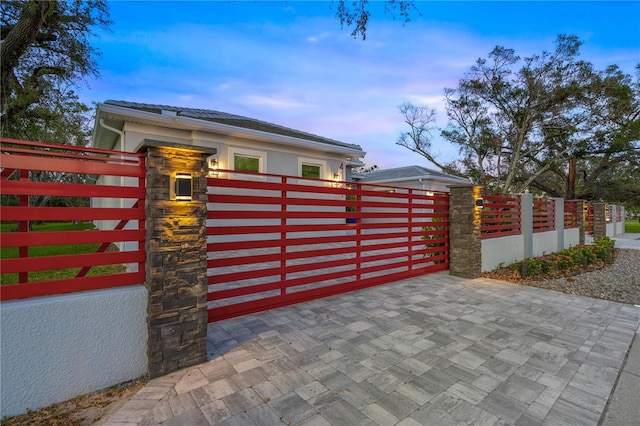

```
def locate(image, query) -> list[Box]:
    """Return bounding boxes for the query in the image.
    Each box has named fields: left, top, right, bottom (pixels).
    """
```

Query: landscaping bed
left=483, top=238, right=639, bottom=305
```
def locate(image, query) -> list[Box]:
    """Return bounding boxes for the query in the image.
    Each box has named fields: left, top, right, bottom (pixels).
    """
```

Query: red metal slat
left=210, top=266, right=282, bottom=284
left=0, top=153, right=144, bottom=178
left=481, top=217, right=520, bottom=224
left=1, top=179, right=145, bottom=198
left=0, top=271, right=144, bottom=301
left=208, top=279, right=284, bottom=301
left=1, top=146, right=142, bottom=166
left=209, top=210, right=433, bottom=220
left=1, top=137, right=145, bottom=158
left=209, top=193, right=446, bottom=211
left=209, top=245, right=358, bottom=268
left=482, top=230, right=521, bottom=239
left=1, top=250, right=144, bottom=274
left=1, top=206, right=144, bottom=221
left=0, top=229, right=144, bottom=248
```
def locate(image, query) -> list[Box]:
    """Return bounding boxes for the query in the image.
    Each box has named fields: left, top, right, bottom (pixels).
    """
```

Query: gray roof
left=359, top=165, right=469, bottom=183
left=104, top=100, right=362, bottom=151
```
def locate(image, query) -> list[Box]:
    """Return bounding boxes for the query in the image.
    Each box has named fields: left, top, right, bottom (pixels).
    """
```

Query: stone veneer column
left=448, top=185, right=482, bottom=279
left=138, top=140, right=216, bottom=378
left=593, top=203, right=607, bottom=239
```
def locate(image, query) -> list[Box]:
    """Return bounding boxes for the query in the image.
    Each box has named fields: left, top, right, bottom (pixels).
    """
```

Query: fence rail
left=533, top=199, right=555, bottom=233
left=587, top=204, right=594, bottom=236
left=206, top=170, right=449, bottom=322
left=480, top=191, right=521, bottom=239
left=0, top=138, right=146, bottom=300
left=564, top=200, right=579, bottom=229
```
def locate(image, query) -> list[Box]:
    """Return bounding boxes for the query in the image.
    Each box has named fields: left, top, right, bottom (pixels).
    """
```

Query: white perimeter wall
left=0, top=285, right=148, bottom=417
left=481, top=235, right=524, bottom=272
left=532, top=230, right=558, bottom=257
left=564, top=228, right=580, bottom=249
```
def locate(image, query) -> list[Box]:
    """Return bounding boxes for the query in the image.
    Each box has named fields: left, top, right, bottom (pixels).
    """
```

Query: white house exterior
left=357, top=165, right=470, bottom=192
left=92, top=100, right=366, bottom=181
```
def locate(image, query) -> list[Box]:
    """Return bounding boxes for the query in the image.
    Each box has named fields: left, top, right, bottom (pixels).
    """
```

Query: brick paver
left=105, top=271, right=640, bottom=425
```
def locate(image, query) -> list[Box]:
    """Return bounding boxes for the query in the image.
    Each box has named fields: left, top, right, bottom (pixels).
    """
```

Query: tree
left=333, top=0, right=419, bottom=40
left=396, top=101, right=471, bottom=178
left=400, top=34, right=639, bottom=205
left=535, top=64, right=640, bottom=200
left=0, top=0, right=110, bottom=141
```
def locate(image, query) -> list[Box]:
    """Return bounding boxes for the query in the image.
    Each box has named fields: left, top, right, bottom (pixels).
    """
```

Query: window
left=234, top=154, right=260, bottom=173
left=301, top=163, right=321, bottom=179
left=298, top=158, right=326, bottom=180
left=229, top=148, right=266, bottom=174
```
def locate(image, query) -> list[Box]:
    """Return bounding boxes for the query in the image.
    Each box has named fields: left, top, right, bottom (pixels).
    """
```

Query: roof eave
left=361, top=174, right=470, bottom=184
left=95, top=103, right=366, bottom=157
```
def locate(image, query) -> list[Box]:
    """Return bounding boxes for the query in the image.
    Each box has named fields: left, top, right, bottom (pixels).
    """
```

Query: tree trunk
left=566, top=157, right=577, bottom=199
left=0, top=0, right=53, bottom=105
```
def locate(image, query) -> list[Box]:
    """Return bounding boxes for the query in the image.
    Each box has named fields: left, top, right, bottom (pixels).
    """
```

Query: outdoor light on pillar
left=475, top=198, right=484, bottom=208
left=173, top=173, right=192, bottom=201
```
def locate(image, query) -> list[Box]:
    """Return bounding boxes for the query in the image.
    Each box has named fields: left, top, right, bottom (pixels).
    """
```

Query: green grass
left=625, top=219, right=640, bottom=233
left=1, top=221, right=126, bottom=284
left=0, top=221, right=94, bottom=232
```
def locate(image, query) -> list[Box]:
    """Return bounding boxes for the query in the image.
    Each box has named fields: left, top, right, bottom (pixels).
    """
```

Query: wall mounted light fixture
left=174, top=173, right=192, bottom=201
left=207, top=156, right=218, bottom=177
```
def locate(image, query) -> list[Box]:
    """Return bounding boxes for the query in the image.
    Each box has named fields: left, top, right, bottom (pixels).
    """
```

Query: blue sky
left=82, top=1, right=640, bottom=169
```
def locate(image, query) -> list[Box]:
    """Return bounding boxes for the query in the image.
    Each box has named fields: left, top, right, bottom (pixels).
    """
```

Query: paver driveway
left=106, top=272, right=640, bottom=425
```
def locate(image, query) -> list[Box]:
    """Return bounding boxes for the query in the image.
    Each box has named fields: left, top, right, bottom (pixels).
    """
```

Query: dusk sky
left=81, top=1, right=640, bottom=170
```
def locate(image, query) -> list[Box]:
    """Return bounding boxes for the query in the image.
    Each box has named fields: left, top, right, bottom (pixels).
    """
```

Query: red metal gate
left=206, top=170, right=449, bottom=322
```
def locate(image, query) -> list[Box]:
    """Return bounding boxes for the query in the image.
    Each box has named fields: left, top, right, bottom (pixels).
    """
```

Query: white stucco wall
left=0, top=285, right=148, bottom=417
left=532, top=230, right=558, bottom=257
left=481, top=235, right=524, bottom=271
left=563, top=228, right=580, bottom=249
left=606, top=222, right=614, bottom=236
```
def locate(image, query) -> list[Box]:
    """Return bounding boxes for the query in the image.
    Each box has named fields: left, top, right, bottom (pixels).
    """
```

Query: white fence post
left=520, top=193, right=534, bottom=259
left=554, top=198, right=564, bottom=251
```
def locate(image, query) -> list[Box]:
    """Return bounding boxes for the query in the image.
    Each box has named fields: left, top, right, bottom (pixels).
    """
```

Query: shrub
left=422, top=217, right=447, bottom=264
left=515, top=237, right=615, bottom=279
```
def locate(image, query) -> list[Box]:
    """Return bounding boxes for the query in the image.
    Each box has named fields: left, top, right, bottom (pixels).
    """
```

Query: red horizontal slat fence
left=533, top=199, right=556, bottom=233
left=480, top=190, right=521, bottom=239
left=586, top=204, right=594, bottom=236
left=207, top=170, right=449, bottom=322
left=0, top=138, right=146, bottom=300
left=564, top=200, right=579, bottom=229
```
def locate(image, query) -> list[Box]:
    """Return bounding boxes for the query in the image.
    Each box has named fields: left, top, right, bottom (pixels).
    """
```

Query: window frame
left=298, top=157, right=327, bottom=180
left=228, top=147, right=267, bottom=175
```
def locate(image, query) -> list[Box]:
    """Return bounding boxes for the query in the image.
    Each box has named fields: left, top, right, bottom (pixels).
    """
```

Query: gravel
left=522, top=248, right=640, bottom=306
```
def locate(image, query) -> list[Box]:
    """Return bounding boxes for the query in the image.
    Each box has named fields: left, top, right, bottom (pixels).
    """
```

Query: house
left=92, top=100, right=366, bottom=181
left=356, top=165, right=470, bottom=192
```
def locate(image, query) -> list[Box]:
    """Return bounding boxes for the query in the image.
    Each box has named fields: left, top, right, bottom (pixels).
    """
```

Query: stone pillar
left=576, top=200, right=586, bottom=245
left=593, top=203, right=607, bottom=239
left=138, top=140, right=216, bottom=378
left=448, top=185, right=482, bottom=279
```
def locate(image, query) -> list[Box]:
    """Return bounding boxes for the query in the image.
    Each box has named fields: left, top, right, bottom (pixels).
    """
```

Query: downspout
left=99, top=118, right=125, bottom=147
left=96, top=119, right=127, bottom=217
